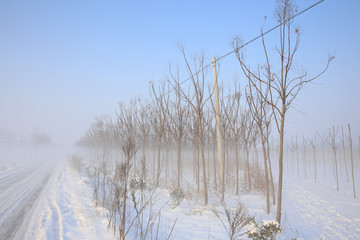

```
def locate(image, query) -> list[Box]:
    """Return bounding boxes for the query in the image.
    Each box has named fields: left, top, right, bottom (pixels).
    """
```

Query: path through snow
left=24, top=159, right=114, bottom=240
left=0, top=159, right=53, bottom=240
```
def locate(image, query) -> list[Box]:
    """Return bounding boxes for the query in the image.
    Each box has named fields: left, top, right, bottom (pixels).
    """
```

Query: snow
left=261, top=220, right=279, bottom=227
left=282, top=171, right=360, bottom=239
left=1, top=145, right=360, bottom=239
left=24, top=159, right=114, bottom=240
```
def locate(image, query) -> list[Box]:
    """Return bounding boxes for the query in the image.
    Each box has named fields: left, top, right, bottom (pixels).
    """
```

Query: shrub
left=169, top=188, right=185, bottom=207
left=247, top=219, right=281, bottom=240
left=130, top=177, right=146, bottom=192
left=211, top=201, right=252, bottom=240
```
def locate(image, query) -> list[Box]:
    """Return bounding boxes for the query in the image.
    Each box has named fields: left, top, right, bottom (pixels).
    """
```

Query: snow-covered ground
left=23, top=158, right=114, bottom=240
left=1, top=145, right=360, bottom=239
left=0, top=159, right=52, bottom=239
left=0, top=144, right=57, bottom=239
left=282, top=171, right=360, bottom=239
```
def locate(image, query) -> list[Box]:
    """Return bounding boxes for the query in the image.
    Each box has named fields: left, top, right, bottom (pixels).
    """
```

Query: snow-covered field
left=1, top=144, right=360, bottom=239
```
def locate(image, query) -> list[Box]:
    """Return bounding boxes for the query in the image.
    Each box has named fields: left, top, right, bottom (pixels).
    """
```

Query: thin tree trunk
left=156, top=135, right=161, bottom=186
left=348, top=124, right=356, bottom=198
left=261, top=135, right=270, bottom=214
left=266, top=135, right=276, bottom=205
left=276, top=104, right=286, bottom=224
left=296, top=136, right=300, bottom=177
left=235, top=138, right=240, bottom=195
left=208, top=145, right=211, bottom=187
left=199, top=119, right=208, bottom=205
left=246, top=145, right=251, bottom=192
left=342, top=127, right=349, bottom=183
left=177, top=136, right=181, bottom=189
left=333, top=146, right=339, bottom=191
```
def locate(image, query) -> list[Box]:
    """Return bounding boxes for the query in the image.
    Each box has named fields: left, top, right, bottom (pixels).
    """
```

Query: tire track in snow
left=0, top=161, right=53, bottom=240
left=33, top=164, right=65, bottom=240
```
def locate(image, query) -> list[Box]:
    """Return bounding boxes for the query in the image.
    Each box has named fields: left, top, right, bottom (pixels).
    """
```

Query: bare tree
left=135, top=100, right=151, bottom=183
left=302, top=137, right=308, bottom=180
left=317, top=132, right=327, bottom=177
left=222, top=82, right=243, bottom=196
left=327, top=126, right=339, bottom=192
left=167, top=65, right=190, bottom=189
left=171, top=46, right=213, bottom=205
left=105, top=101, right=139, bottom=239
left=240, top=109, right=255, bottom=193
left=232, top=0, right=333, bottom=223
left=246, top=77, right=272, bottom=214
left=341, top=126, right=349, bottom=183
left=308, top=136, right=317, bottom=183
left=150, top=80, right=169, bottom=186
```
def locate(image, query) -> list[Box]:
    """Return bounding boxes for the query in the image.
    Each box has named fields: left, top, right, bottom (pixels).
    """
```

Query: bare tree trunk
left=329, top=127, right=340, bottom=192
left=207, top=145, right=211, bottom=187
left=341, top=127, right=349, bottom=183
left=156, top=136, right=161, bottom=186
left=276, top=103, right=286, bottom=224
left=213, top=139, right=217, bottom=190
left=165, top=141, right=169, bottom=182
left=303, top=137, right=307, bottom=180
left=246, top=144, right=251, bottom=192
left=196, top=146, right=200, bottom=193
left=235, top=139, right=240, bottom=195
left=266, top=136, right=276, bottom=205
left=348, top=124, right=356, bottom=198
left=296, top=136, right=300, bottom=177
left=261, top=135, right=270, bottom=214
left=177, top=137, right=181, bottom=188
left=153, top=147, right=156, bottom=181
left=199, top=118, right=208, bottom=205
left=226, top=146, right=230, bottom=187
left=333, top=146, right=339, bottom=191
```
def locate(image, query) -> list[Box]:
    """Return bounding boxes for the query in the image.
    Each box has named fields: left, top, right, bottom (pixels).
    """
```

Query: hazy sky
left=1, top=0, right=359, bottom=144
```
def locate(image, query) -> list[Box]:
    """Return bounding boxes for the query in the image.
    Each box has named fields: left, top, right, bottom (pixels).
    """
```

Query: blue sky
left=0, top=0, right=359, bottom=144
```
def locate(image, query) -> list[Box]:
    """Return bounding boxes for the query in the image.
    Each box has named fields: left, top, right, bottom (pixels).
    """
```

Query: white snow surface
left=1, top=146, right=360, bottom=239
left=281, top=171, right=360, bottom=239
left=23, top=159, right=114, bottom=240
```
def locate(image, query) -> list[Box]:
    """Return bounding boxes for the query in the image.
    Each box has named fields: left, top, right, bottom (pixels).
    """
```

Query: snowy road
left=0, top=160, right=55, bottom=240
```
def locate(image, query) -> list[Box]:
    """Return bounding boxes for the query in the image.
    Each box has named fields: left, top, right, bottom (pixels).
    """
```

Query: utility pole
left=212, top=57, right=224, bottom=201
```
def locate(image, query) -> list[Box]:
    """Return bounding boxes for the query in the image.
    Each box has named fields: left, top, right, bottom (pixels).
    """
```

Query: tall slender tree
left=232, top=0, right=333, bottom=223
left=172, top=46, right=213, bottom=205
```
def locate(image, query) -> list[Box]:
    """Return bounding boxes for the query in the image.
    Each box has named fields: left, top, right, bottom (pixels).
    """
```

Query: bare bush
left=169, top=188, right=185, bottom=208
left=212, top=201, right=252, bottom=240
left=130, top=177, right=146, bottom=192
